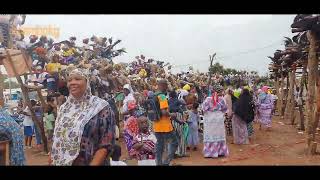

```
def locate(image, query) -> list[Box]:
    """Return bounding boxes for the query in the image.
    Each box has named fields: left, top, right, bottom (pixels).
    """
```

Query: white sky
left=9, top=15, right=296, bottom=75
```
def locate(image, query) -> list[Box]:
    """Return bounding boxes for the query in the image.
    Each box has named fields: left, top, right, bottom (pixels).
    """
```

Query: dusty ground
left=25, top=116, right=320, bottom=165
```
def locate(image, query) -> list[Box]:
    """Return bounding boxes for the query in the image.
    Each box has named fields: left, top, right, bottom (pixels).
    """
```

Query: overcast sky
left=23, top=14, right=296, bottom=75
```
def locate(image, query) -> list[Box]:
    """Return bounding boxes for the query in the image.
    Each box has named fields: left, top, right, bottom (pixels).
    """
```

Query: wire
left=171, top=40, right=283, bottom=68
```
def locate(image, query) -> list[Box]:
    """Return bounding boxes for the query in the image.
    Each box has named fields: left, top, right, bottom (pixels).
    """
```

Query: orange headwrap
left=35, top=47, right=47, bottom=55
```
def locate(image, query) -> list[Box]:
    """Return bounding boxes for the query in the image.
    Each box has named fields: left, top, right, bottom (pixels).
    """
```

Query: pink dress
left=201, top=96, right=229, bottom=158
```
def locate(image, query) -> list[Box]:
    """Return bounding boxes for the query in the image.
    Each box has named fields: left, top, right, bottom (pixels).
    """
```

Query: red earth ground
left=25, top=116, right=320, bottom=165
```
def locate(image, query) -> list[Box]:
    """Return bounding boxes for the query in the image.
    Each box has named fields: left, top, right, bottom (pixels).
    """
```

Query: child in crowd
left=131, top=116, right=157, bottom=164
left=33, top=100, right=43, bottom=150
left=186, top=102, right=200, bottom=151
left=46, top=54, right=61, bottom=95
left=22, top=103, right=34, bottom=149
left=44, top=96, right=56, bottom=142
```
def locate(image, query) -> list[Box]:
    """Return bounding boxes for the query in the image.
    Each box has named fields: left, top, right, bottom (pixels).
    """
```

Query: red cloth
left=128, top=100, right=137, bottom=111
left=124, top=116, right=139, bottom=137
left=212, top=92, right=218, bottom=108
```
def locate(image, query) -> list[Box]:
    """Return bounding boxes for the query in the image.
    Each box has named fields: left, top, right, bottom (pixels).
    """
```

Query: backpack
left=144, top=96, right=161, bottom=122
left=157, top=93, right=169, bottom=110
left=144, top=92, right=168, bottom=122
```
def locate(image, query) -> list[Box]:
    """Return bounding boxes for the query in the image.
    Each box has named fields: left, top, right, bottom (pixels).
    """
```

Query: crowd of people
left=0, top=15, right=278, bottom=165
left=1, top=35, right=277, bottom=166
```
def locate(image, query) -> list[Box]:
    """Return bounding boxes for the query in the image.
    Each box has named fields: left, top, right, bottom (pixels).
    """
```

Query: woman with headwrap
left=223, top=88, right=233, bottom=136
left=178, top=89, right=189, bottom=103
left=257, top=86, right=273, bottom=130
left=245, top=87, right=255, bottom=138
left=253, top=89, right=262, bottom=122
left=50, top=69, right=116, bottom=166
left=168, top=90, right=188, bottom=158
left=121, top=84, right=136, bottom=121
left=179, top=85, right=197, bottom=110
left=232, top=88, right=254, bottom=144
left=201, top=85, right=229, bottom=158
left=123, top=101, right=140, bottom=158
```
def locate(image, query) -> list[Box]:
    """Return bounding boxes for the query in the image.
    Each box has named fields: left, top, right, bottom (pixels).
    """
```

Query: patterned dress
left=71, top=107, right=116, bottom=165
left=131, top=131, right=157, bottom=160
left=201, top=96, right=229, bottom=158
left=257, top=94, right=273, bottom=128
left=123, top=116, right=139, bottom=158
left=0, top=108, right=25, bottom=165
left=172, top=113, right=188, bottom=157
left=247, top=122, right=254, bottom=137
left=187, top=111, right=199, bottom=146
left=224, top=94, right=233, bottom=136
left=232, top=114, right=249, bottom=144
left=169, top=97, right=188, bottom=157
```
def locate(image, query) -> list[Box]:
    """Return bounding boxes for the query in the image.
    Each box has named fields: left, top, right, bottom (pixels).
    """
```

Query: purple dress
left=257, top=93, right=273, bottom=128
left=201, top=96, right=229, bottom=158
left=187, top=111, right=199, bottom=147
left=232, top=114, right=249, bottom=144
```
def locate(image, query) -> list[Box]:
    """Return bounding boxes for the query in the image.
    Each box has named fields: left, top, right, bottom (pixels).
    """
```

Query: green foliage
left=209, top=62, right=224, bottom=74
left=209, top=62, right=244, bottom=75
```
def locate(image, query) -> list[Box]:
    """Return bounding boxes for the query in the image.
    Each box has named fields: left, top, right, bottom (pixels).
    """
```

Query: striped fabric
left=131, top=132, right=156, bottom=160
left=172, top=112, right=187, bottom=157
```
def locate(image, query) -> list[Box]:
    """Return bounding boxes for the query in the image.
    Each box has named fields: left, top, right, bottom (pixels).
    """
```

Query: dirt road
left=25, top=116, right=320, bottom=165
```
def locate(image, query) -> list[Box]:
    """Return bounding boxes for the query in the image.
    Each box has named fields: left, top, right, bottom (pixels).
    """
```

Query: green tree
left=209, top=62, right=224, bottom=74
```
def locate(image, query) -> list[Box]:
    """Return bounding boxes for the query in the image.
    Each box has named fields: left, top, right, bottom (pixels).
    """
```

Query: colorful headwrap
left=143, top=90, right=149, bottom=97
left=35, top=47, right=46, bottom=55
left=234, top=90, right=241, bottom=98
left=138, top=68, right=147, bottom=78
left=183, top=84, right=191, bottom=91
left=68, top=68, right=90, bottom=80
left=257, top=89, right=262, bottom=94
left=243, top=86, right=252, bottom=92
left=261, top=86, right=269, bottom=93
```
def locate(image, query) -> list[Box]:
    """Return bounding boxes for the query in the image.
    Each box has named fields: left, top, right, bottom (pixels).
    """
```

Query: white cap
left=123, top=84, right=130, bottom=90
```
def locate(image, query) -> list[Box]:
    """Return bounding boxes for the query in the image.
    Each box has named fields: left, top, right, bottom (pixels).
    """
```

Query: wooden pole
left=275, top=76, right=280, bottom=114
left=306, top=30, right=318, bottom=155
left=298, top=63, right=307, bottom=131
left=21, top=50, right=49, bottom=152
left=289, top=69, right=296, bottom=125
left=285, top=72, right=292, bottom=121
left=280, top=75, right=289, bottom=117
left=278, top=74, right=284, bottom=117
left=312, top=69, right=320, bottom=140
left=5, top=50, right=48, bottom=153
